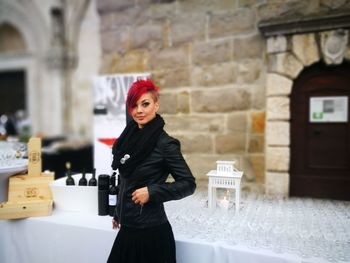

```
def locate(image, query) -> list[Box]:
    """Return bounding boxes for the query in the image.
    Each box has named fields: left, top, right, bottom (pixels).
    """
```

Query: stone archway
left=0, top=0, right=91, bottom=136
left=0, top=0, right=49, bottom=134
left=259, top=14, right=350, bottom=196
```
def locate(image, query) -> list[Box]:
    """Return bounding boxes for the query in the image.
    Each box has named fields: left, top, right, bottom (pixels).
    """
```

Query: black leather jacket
left=113, top=131, right=196, bottom=229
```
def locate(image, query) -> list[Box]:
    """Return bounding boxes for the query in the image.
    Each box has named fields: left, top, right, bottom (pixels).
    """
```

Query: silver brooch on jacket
left=120, top=154, right=130, bottom=164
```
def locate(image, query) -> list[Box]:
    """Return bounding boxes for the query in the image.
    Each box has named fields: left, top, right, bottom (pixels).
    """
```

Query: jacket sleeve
left=148, top=137, right=196, bottom=203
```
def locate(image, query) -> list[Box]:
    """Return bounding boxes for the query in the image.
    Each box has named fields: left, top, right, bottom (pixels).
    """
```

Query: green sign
left=312, top=112, right=323, bottom=120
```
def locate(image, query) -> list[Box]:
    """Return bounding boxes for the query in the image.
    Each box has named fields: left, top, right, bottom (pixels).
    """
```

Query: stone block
left=108, top=53, right=123, bottom=73
left=233, top=35, right=264, bottom=60
left=248, top=135, right=264, bottom=153
left=266, top=97, right=290, bottom=120
left=237, top=59, right=262, bottom=84
left=177, top=91, right=190, bottom=113
left=192, top=40, right=232, bottom=66
left=268, top=53, right=303, bottom=79
left=192, top=87, right=251, bottom=113
left=267, top=36, right=288, bottom=54
left=249, top=155, right=265, bottom=183
left=345, top=46, right=350, bottom=61
left=266, top=121, right=290, bottom=146
left=251, top=111, right=265, bottom=134
left=177, top=0, right=236, bottom=13
left=100, top=28, right=130, bottom=54
left=152, top=67, right=191, bottom=88
left=227, top=112, right=248, bottom=132
left=184, top=154, right=217, bottom=180
left=321, top=0, right=347, bottom=9
left=123, top=50, right=149, bottom=72
left=191, top=63, right=237, bottom=87
left=184, top=153, right=241, bottom=180
left=215, top=132, right=246, bottom=153
left=164, top=115, right=225, bottom=133
left=265, top=172, right=289, bottom=196
left=292, top=33, right=319, bottom=66
left=209, top=9, right=255, bottom=38
left=238, top=0, right=264, bottom=7
left=97, top=0, right=134, bottom=13
left=266, top=146, right=290, bottom=172
left=100, top=13, right=114, bottom=31
left=266, top=73, right=293, bottom=96
left=256, top=2, right=284, bottom=20
left=149, top=45, right=189, bottom=70
left=159, top=92, right=177, bottom=114
left=149, top=2, right=177, bottom=20
left=252, top=84, right=266, bottom=110
left=170, top=14, right=206, bottom=45
left=130, top=24, right=163, bottom=49
left=176, top=134, right=213, bottom=153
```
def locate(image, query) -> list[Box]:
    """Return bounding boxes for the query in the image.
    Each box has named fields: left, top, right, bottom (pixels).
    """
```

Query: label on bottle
left=109, top=195, right=117, bottom=206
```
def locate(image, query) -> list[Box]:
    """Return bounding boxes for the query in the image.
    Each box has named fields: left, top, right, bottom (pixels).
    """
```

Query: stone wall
left=97, top=0, right=350, bottom=189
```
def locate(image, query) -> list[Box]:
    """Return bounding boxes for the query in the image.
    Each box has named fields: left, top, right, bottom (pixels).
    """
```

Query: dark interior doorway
left=290, top=61, right=350, bottom=200
left=0, top=70, right=26, bottom=115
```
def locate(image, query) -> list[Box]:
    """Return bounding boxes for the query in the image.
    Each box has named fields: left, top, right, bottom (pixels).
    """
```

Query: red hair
left=126, top=79, right=159, bottom=113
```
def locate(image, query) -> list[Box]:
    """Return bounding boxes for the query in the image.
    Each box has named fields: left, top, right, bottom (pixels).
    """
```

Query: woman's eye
left=142, top=102, right=150, bottom=107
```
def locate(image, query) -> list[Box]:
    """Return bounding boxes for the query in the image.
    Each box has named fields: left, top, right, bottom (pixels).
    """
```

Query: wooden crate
left=0, top=138, right=54, bottom=219
left=0, top=200, right=53, bottom=220
left=7, top=172, right=54, bottom=202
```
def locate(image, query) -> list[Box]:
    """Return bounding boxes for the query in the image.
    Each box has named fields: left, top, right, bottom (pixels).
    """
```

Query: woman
left=108, top=79, right=196, bottom=263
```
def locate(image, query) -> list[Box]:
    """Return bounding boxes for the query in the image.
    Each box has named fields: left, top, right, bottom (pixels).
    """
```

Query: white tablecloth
left=0, top=211, right=314, bottom=263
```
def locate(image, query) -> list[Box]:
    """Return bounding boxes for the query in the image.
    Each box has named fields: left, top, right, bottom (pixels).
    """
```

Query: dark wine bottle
left=65, top=162, right=75, bottom=186
left=78, top=169, right=88, bottom=186
left=88, top=168, right=97, bottom=186
left=108, top=172, right=118, bottom=217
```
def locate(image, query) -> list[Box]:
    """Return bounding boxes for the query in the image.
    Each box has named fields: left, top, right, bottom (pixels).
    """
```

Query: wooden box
left=0, top=138, right=54, bottom=219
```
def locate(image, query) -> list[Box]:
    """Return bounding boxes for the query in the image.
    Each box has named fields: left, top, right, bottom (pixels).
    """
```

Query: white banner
left=92, top=73, right=150, bottom=175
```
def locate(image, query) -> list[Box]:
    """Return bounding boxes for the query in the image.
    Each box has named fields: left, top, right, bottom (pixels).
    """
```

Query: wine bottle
left=88, top=168, right=97, bottom=186
left=78, top=169, right=87, bottom=186
left=65, top=162, right=75, bottom=186
left=108, top=172, right=118, bottom=217
left=98, top=174, right=110, bottom=216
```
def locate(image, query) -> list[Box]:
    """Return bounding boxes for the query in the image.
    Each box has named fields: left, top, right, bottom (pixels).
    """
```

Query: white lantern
left=207, top=160, right=243, bottom=212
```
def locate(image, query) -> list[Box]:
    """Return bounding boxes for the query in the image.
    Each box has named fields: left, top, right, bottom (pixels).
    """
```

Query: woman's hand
left=112, top=218, right=120, bottom=229
left=132, top=187, right=149, bottom=205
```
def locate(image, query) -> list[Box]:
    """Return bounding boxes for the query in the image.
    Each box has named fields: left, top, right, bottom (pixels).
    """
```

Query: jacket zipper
left=118, top=180, right=125, bottom=225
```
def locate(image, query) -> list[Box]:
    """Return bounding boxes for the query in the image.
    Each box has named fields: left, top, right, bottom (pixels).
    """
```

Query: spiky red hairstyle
left=126, top=79, right=160, bottom=114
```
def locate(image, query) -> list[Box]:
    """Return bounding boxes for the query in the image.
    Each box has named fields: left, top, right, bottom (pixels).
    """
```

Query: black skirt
left=107, top=221, right=176, bottom=263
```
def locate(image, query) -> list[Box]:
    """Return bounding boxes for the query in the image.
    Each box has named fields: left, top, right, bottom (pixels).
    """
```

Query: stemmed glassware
left=164, top=182, right=350, bottom=262
left=0, top=141, right=27, bottom=167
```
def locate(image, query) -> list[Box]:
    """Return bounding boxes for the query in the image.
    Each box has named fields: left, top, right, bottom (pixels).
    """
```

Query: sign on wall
left=309, top=96, right=348, bottom=123
left=92, top=73, right=150, bottom=175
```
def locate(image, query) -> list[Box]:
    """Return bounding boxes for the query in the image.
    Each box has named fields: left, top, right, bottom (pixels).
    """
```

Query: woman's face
left=131, top=92, right=159, bottom=128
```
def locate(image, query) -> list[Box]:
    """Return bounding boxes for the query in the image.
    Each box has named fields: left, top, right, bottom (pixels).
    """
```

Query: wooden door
left=290, top=62, right=350, bottom=200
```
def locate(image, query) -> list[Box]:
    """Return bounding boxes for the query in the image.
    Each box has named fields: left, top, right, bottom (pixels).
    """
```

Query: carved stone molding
left=321, top=29, right=349, bottom=65
left=259, top=12, right=350, bottom=37
left=45, top=49, right=78, bottom=70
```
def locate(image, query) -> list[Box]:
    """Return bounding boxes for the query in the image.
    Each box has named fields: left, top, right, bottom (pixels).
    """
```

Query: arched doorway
left=0, top=23, right=27, bottom=120
left=290, top=61, right=350, bottom=200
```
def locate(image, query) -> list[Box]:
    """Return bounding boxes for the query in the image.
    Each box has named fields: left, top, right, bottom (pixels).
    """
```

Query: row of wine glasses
left=0, top=141, right=27, bottom=167
left=165, top=183, right=350, bottom=262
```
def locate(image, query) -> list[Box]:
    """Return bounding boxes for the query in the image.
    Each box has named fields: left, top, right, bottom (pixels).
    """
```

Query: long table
left=0, top=210, right=316, bottom=263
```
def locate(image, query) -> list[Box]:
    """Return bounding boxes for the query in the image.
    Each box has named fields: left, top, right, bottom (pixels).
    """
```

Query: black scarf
left=111, top=114, right=165, bottom=177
